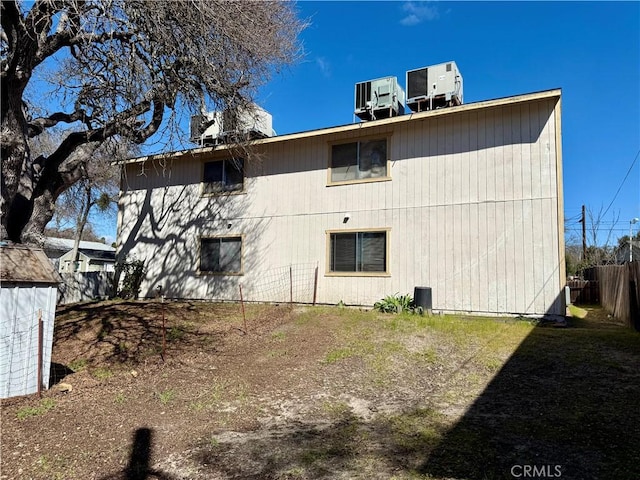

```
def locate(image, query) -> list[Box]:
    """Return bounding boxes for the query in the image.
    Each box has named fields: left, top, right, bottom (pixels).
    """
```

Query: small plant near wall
left=115, top=259, right=146, bottom=299
left=374, top=294, right=423, bottom=315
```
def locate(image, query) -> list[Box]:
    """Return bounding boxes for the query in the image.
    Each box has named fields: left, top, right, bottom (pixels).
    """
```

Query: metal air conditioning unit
left=354, top=76, right=405, bottom=121
left=190, top=104, right=274, bottom=146
left=406, top=61, right=463, bottom=112
left=221, top=104, right=274, bottom=143
left=189, top=111, right=222, bottom=145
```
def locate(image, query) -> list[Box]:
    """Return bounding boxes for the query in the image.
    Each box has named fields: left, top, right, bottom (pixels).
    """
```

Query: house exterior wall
left=118, top=91, right=564, bottom=316
left=58, top=251, right=115, bottom=273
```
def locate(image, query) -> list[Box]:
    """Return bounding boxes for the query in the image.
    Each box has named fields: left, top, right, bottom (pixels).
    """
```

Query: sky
left=86, top=1, right=640, bottom=246
left=252, top=1, right=640, bottom=247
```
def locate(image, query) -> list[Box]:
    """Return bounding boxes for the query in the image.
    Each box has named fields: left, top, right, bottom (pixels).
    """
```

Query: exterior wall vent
left=190, top=105, right=274, bottom=146
left=406, top=61, right=463, bottom=112
left=354, top=76, right=405, bottom=121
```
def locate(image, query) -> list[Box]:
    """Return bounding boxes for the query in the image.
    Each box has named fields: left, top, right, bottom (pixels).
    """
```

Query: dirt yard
left=1, top=301, right=639, bottom=480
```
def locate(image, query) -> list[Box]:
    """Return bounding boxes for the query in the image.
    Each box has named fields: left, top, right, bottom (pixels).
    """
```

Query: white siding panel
left=119, top=95, right=564, bottom=315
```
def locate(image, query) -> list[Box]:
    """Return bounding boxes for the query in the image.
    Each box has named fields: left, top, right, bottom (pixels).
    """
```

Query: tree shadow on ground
left=52, top=301, right=236, bottom=369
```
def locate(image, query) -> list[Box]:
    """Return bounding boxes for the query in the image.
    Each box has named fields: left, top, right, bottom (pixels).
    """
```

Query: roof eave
left=123, top=88, right=562, bottom=165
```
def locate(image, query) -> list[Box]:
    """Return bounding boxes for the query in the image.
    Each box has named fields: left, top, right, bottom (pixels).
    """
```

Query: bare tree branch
left=27, top=109, right=92, bottom=136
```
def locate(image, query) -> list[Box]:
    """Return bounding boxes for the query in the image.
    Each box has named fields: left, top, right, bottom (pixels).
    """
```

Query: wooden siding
left=118, top=93, right=564, bottom=316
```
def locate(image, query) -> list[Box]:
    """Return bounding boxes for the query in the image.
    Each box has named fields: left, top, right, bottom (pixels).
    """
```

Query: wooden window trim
left=325, top=227, right=391, bottom=277
left=326, top=134, right=392, bottom=186
left=197, top=234, right=244, bottom=276
left=200, top=158, right=247, bottom=197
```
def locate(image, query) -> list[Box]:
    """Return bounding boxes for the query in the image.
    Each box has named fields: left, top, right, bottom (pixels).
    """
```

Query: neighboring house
left=44, top=237, right=116, bottom=273
left=58, top=248, right=116, bottom=273
left=117, top=89, right=565, bottom=317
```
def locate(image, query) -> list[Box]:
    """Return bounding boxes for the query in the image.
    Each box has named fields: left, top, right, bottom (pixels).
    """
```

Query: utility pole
left=580, top=205, right=587, bottom=262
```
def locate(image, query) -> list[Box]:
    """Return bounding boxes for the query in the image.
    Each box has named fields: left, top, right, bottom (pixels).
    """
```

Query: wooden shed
left=0, top=243, right=61, bottom=398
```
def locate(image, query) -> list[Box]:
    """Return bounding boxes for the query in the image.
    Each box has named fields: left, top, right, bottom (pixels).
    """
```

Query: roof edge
left=124, top=88, right=562, bottom=165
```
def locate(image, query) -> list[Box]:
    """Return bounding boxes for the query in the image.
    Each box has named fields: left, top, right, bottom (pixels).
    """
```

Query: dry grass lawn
left=1, top=300, right=639, bottom=480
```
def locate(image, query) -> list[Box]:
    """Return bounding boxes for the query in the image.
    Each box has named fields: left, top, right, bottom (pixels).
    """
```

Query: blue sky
left=250, top=1, right=639, bottom=247
left=84, top=1, right=640, bottom=246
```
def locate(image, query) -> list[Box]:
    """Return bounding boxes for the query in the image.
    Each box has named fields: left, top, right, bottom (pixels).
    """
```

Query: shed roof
left=1, top=244, right=62, bottom=284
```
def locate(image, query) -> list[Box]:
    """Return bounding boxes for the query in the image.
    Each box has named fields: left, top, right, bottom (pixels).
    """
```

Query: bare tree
left=585, top=205, right=620, bottom=266
left=1, top=0, right=303, bottom=244
left=61, top=141, right=122, bottom=265
left=29, top=124, right=123, bottom=248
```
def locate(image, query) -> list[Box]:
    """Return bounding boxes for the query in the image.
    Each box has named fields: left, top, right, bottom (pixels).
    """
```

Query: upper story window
left=329, top=137, right=389, bottom=185
left=202, top=158, right=244, bottom=195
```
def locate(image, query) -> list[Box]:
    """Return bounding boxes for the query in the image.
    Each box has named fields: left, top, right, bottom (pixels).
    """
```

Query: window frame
left=325, top=228, right=391, bottom=277
left=200, top=157, right=246, bottom=196
left=198, top=234, right=244, bottom=276
left=327, top=134, right=392, bottom=186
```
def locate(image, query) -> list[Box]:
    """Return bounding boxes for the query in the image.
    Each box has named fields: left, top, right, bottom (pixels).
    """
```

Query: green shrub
left=115, top=259, right=146, bottom=299
left=374, top=294, right=423, bottom=315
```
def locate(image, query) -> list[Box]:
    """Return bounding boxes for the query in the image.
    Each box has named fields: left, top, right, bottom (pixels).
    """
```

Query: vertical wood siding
left=119, top=96, right=564, bottom=316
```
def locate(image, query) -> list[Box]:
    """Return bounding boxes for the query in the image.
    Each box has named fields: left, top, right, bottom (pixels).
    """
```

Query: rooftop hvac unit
left=354, top=76, right=405, bottom=121
left=190, top=105, right=274, bottom=146
left=406, top=61, right=463, bottom=112
left=189, top=112, right=221, bottom=144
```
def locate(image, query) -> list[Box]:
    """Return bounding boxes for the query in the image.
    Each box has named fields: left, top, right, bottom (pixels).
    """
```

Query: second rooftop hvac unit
left=190, top=104, right=274, bottom=146
left=406, top=61, right=463, bottom=112
left=354, top=76, right=405, bottom=121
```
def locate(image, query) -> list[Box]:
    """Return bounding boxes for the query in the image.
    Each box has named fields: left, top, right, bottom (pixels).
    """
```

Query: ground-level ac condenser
left=354, top=76, right=405, bottom=121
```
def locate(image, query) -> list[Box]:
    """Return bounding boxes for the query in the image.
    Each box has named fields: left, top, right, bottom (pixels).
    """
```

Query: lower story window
left=329, top=230, right=388, bottom=274
left=200, top=236, right=242, bottom=274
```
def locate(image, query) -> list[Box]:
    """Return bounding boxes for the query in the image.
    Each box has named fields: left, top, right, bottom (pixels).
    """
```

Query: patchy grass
left=569, top=304, right=588, bottom=319
left=156, top=389, right=176, bottom=404
left=68, top=358, right=87, bottom=372
left=16, top=398, right=56, bottom=420
left=90, top=366, right=113, bottom=380
left=2, top=302, right=638, bottom=480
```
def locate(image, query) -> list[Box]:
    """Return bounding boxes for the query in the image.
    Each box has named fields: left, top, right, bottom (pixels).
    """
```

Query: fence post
left=289, top=265, right=293, bottom=304
left=313, top=265, right=318, bottom=306
left=37, top=309, right=43, bottom=398
left=239, top=284, right=247, bottom=333
left=161, top=295, right=166, bottom=361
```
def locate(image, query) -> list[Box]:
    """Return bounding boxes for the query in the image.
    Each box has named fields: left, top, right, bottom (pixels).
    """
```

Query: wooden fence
left=567, top=279, right=600, bottom=305
left=592, top=262, right=640, bottom=330
left=58, top=272, right=114, bottom=305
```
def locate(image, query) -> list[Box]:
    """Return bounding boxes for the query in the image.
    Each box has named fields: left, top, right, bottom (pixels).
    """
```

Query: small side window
left=203, top=158, right=244, bottom=195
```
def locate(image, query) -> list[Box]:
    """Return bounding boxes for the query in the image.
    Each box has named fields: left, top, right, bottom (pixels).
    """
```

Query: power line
left=601, top=148, right=640, bottom=219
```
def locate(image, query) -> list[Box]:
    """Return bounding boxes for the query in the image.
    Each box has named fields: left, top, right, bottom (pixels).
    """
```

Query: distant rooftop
left=44, top=237, right=115, bottom=253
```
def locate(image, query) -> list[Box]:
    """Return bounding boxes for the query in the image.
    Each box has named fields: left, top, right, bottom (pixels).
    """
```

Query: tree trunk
left=20, top=189, right=56, bottom=246
left=1, top=82, right=30, bottom=242
left=70, top=184, right=93, bottom=271
left=19, top=147, right=88, bottom=245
